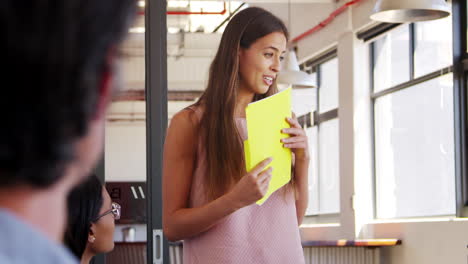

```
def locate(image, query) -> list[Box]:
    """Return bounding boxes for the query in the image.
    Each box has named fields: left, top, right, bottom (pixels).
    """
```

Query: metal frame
left=298, top=49, right=339, bottom=128
left=146, top=0, right=169, bottom=263
left=369, top=41, right=377, bottom=219
left=356, top=23, right=401, bottom=42
left=371, top=66, right=453, bottom=99
left=304, top=49, right=338, bottom=72
left=409, top=23, right=416, bottom=80
left=452, top=0, right=468, bottom=217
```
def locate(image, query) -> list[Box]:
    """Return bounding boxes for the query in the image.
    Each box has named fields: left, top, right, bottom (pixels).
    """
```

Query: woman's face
left=238, top=31, right=287, bottom=95
left=90, top=187, right=116, bottom=254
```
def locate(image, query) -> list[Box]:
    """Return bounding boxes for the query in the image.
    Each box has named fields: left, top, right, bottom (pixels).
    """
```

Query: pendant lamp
left=276, top=49, right=315, bottom=88
left=370, top=0, right=450, bottom=23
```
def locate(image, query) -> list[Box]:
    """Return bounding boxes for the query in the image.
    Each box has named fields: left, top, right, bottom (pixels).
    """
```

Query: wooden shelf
left=302, top=239, right=402, bottom=248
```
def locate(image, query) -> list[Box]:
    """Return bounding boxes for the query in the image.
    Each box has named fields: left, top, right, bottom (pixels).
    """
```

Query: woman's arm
left=163, top=110, right=273, bottom=241
left=293, top=155, right=309, bottom=225
left=282, top=116, right=310, bottom=225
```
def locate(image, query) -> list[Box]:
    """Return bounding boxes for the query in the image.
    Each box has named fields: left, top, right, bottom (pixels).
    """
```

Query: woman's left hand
left=281, top=117, right=310, bottom=162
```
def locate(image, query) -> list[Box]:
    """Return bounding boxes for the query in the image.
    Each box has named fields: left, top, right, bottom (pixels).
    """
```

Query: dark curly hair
left=0, top=0, right=136, bottom=188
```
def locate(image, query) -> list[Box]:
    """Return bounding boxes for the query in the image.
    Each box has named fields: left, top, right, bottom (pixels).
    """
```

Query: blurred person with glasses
left=64, top=174, right=121, bottom=264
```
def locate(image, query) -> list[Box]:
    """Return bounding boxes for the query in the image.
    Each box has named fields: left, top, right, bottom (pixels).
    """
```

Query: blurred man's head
left=0, top=1, right=136, bottom=189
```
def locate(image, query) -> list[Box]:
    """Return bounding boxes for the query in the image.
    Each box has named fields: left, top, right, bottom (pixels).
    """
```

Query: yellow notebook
left=244, top=87, right=292, bottom=205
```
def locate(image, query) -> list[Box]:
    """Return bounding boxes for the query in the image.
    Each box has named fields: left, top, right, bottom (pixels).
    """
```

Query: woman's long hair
left=194, top=7, right=289, bottom=200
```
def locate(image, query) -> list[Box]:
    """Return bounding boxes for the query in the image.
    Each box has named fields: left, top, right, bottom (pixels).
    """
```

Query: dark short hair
left=64, top=174, right=103, bottom=259
left=0, top=1, right=135, bottom=188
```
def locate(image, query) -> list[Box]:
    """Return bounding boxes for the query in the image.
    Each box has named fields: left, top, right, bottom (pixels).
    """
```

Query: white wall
left=105, top=122, right=147, bottom=182
left=105, top=100, right=193, bottom=182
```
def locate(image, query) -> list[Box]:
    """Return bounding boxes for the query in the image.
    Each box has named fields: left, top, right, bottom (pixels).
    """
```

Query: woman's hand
left=225, top=157, right=273, bottom=209
left=281, top=117, right=310, bottom=225
left=281, top=117, right=310, bottom=161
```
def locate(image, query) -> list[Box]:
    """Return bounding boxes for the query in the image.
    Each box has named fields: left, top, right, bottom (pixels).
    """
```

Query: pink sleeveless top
left=183, top=107, right=305, bottom=264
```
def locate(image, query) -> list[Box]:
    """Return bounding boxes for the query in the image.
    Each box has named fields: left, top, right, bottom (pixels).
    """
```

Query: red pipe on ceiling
left=292, top=0, right=362, bottom=43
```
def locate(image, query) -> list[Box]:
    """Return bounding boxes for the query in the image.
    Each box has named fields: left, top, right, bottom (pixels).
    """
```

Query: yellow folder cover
left=244, top=87, right=292, bottom=205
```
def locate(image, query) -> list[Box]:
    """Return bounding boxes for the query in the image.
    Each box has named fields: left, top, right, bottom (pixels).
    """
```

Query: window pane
left=318, top=118, right=340, bottom=214
left=375, top=74, right=455, bottom=218
left=373, top=25, right=411, bottom=92
left=305, top=126, right=319, bottom=215
left=414, top=16, right=453, bottom=77
left=292, top=88, right=316, bottom=116
left=292, top=74, right=317, bottom=216
left=319, top=58, right=339, bottom=113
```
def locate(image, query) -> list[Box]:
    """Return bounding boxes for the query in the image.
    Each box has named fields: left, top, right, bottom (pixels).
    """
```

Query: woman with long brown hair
left=163, top=7, right=309, bottom=264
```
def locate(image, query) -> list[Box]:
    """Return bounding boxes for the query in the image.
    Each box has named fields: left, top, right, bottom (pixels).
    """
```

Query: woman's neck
left=81, top=248, right=94, bottom=264
left=235, top=86, right=255, bottom=118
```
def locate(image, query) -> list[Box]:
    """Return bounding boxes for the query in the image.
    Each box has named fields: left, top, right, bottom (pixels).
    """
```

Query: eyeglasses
left=92, top=202, right=121, bottom=222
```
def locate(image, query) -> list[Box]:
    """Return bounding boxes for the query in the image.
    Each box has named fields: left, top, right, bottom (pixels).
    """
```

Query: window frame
left=452, top=0, right=468, bottom=217
left=299, top=49, right=339, bottom=127
left=368, top=20, right=455, bottom=219
left=298, top=49, right=340, bottom=221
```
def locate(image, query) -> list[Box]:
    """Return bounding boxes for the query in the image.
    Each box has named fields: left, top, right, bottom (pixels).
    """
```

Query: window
left=374, top=74, right=455, bottom=218
left=373, top=25, right=411, bottom=92
left=413, top=17, right=452, bottom=78
left=370, top=17, right=455, bottom=219
left=296, top=51, right=340, bottom=222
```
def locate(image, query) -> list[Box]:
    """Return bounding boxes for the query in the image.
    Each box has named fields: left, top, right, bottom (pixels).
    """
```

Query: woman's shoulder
left=170, top=105, right=203, bottom=131
left=183, top=105, right=203, bottom=118
left=165, top=106, right=202, bottom=156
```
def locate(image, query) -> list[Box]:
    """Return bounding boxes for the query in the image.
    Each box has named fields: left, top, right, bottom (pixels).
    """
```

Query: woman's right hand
left=225, top=157, right=273, bottom=209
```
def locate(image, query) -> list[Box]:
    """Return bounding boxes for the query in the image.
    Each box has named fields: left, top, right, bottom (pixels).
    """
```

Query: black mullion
left=145, top=0, right=169, bottom=262
left=370, top=41, right=378, bottom=219
left=305, top=49, right=337, bottom=70
left=357, top=22, right=401, bottom=42
left=453, top=0, right=468, bottom=217
left=298, top=109, right=338, bottom=128
left=316, top=64, right=321, bottom=120
left=316, top=64, right=322, bottom=213
left=409, top=23, right=416, bottom=80
left=316, top=109, right=338, bottom=124
left=462, top=0, right=467, bottom=59
left=371, top=66, right=453, bottom=99
left=370, top=42, right=376, bottom=92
